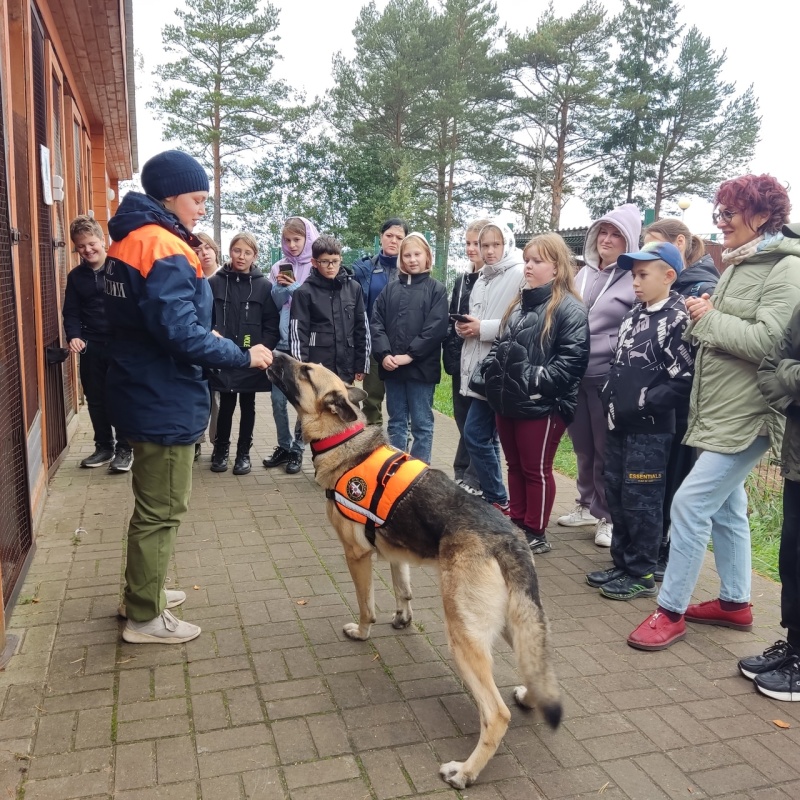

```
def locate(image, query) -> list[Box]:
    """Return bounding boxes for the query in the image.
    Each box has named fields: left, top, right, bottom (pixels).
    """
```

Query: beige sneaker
left=557, top=504, right=598, bottom=528
left=118, top=589, right=186, bottom=619
left=122, top=609, right=200, bottom=644
left=594, top=518, right=613, bottom=547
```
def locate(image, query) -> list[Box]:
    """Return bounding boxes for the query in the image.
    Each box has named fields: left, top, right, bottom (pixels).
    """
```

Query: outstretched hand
left=248, top=345, right=273, bottom=370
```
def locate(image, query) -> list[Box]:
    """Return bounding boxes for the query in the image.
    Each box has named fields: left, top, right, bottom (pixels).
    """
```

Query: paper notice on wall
left=40, top=145, right=53, bottom=205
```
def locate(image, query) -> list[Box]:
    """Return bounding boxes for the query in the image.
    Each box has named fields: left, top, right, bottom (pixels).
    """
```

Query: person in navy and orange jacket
left=105, top=150, right=273, bottom=645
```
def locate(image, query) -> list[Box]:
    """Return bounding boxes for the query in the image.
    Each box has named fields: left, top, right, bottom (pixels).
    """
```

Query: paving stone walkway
left=2, top=399, right=799, bottom=800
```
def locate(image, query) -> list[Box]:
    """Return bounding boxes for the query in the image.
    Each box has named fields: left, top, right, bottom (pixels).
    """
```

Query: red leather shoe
left=627, top=611, right=686, bottom=651
left=685, top=599, right=753, bottom=631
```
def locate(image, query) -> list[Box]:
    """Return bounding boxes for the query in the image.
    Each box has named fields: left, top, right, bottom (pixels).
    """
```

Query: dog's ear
left=321, top=389, right=359, bottom=424
left=346, top=385, right=368, bottom=405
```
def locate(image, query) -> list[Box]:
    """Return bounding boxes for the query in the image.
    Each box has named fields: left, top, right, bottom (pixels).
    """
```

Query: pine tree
left=149, top=0, right=301, bottom=242
left=650, top=27, right=759, bottom=216
left=586, top=0, right=681, bottom=215
left=503, top=1, right=610, bottom=230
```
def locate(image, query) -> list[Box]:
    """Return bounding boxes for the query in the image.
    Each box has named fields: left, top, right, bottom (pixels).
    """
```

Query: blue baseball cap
left=618, top=241, right=683, bottom=274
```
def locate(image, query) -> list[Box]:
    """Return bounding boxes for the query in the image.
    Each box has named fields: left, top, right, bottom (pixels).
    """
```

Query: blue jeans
left=271, top=385, right=304, bottom=454
left=464, top=398, right=507, bottom=505
left=384, top=379, right=435, bottom=463
left=658, top=436, right=769, bottom=614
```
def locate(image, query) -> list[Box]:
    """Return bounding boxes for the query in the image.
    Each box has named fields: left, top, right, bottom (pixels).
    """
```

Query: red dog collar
left=310, top=422, right=366, bottom=456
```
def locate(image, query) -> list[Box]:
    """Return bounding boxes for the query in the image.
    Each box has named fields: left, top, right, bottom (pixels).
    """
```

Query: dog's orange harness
left=325, top=445, right=428, bottom=544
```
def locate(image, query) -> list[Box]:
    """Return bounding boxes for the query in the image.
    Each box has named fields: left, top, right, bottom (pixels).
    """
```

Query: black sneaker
left=80, top=447, right=114, bottom=468
left=526, top=534, right=552, bottom=555
left=285, top=451, right=303, bottom=474
left=753, top=654, right=800, bottom=702
left=586, top=566, right=626, bottom=588
left=262, top=446, right=291, bottom=468
left=599, top=573, right=657, bottom=601
left=210, top=444, right=229, bottom=473
left=108, top=449, right=133, bottom=473
left=739, top=640, right=796, bottom=680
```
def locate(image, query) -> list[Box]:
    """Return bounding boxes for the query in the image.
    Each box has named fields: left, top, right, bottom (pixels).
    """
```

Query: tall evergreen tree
left=586, top=0, right=681, bottom=214
left=503, top=1, right=610, bottom=230
left=650, top=27, right=759, bottom=216
left=330, top=0, right=510, bottom=272
left=149, top=0, right=301, bottom=242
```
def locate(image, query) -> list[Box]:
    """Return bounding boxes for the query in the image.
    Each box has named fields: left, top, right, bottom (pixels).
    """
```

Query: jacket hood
left=479, top=220, right=525, bottom=277
left=307, top=266, right=348, bottom=289
left=674, top=254, right=719, bottom=292
left=583, top=204, right=642, bottom=269
left=220, top=263, right=265, bottom=280
left=744, top=232, right=800, bottom=264
left=281, top=217, right=319, bottom=268
left=398, top=232, right=433, bottom=276
left=108, top=191, right=199, bottom=247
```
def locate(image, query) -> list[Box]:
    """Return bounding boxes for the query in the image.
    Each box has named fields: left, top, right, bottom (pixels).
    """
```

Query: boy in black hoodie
left=588, top=242, right=694, bottom=600
left=63, top=215, right=132, bottom=472
left=289, top=235, right=369, bottom=383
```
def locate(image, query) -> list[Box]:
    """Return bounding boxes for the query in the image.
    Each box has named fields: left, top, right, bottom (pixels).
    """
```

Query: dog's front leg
left=389, top=562, right=413, bottom=629
left=342, top=545, right=376, bottom=641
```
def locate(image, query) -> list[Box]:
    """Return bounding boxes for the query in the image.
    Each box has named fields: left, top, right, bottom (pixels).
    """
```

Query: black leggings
left=215, top=392, right=256, bottom=451
left=781, top=478, right=800, bottom=649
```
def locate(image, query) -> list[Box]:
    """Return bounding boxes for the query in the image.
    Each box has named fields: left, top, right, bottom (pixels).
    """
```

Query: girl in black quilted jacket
left=481, top=234, right=589, bottom=553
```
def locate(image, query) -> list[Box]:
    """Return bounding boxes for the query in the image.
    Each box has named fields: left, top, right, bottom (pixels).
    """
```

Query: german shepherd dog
left=267, top=351, right=561, bottom=789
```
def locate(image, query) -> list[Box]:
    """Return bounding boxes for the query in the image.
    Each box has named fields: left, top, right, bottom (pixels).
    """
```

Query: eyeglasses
left=712, top=209, right=738, bottom=225
left=316, top=259, right=341, bottom=268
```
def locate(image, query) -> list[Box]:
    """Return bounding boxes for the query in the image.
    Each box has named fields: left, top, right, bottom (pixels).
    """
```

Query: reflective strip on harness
left=327, top=445, right=428, bottom=530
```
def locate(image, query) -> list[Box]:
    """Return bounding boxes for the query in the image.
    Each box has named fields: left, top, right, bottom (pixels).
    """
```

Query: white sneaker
left=122, top=608, right=201, bottom=644
left=557, top=504, right=598, bottom=528
left=594, top=518, right=613, bottom=547
left=117, top=589, right=186, bottom=619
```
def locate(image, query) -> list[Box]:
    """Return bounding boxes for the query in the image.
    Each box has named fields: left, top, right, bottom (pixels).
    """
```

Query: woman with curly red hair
left=628, top=174, right=800, bottom=650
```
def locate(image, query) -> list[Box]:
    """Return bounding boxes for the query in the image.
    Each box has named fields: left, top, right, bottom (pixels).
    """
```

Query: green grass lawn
left=435, top=372, right=780, bottom=580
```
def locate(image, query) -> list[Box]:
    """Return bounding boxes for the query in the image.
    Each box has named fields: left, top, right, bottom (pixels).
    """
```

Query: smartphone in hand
left=279, top=265, right=295, bottom=282
left=450, top=313, right=471, bottom=323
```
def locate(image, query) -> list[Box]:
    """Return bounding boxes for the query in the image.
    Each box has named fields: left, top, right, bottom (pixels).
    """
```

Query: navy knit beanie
left=140, top=150, right=209, bottom=201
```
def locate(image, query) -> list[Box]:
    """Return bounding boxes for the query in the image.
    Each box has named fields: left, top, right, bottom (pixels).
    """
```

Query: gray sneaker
left=117, top=588, right=186, bottom=619
left=122, top=608, right=201, bottom=644
left=80, top=447, right=114, bottom=468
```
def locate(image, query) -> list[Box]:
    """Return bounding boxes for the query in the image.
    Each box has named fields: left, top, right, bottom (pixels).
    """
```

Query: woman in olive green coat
left=629, top=175, right=800, bottom=651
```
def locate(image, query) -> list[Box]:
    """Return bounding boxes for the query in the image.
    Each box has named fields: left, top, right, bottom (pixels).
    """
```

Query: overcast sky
left=133, top=0, right=797, bottom=237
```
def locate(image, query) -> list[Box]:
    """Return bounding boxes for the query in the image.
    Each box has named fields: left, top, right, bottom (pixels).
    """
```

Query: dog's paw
left=391, top=610, right=412, bottom=629
left=343, top=622, right=370, bottom=641
left=439, top=761, right=471, bottom=789
left=513, top=685, right=533, bottom=708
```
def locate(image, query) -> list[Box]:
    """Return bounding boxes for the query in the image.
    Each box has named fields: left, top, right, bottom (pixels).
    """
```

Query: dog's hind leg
left=389, top=562, right=412, bottom=629
left=439, top=625, right=511, bottom=789
left=342, top=544, right=376, bottom=641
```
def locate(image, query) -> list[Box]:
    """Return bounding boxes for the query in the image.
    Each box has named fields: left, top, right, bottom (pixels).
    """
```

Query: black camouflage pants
left=605, top=430, right=672, bottom=578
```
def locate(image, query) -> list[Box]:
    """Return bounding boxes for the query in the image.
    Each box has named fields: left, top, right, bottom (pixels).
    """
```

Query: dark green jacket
left=758, top=301, right=800, bottom=482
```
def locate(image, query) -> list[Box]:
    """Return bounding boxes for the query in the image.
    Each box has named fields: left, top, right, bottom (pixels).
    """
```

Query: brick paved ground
left=2, top=399, right=799, bottom=799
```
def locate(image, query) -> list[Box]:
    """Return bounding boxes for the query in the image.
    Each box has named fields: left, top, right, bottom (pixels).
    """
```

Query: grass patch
left=553, top=435, right=578, bottom=480
left=433, top=374, right=454, bottom=417
left=746, top=472, right=782, bottom=582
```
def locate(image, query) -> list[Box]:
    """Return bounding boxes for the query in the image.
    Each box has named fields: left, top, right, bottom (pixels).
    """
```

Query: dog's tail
left=496, top=544, right=562, bottom=728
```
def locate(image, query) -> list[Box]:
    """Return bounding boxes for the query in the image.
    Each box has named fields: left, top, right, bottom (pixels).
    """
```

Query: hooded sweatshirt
left=459, top=221, right=525, bottom=399
left=370, top=236, right=449, bottom=384
left=575, top=203, right=642, bottom=378
left=269, top=217, right=321, bottom=350
left=104, top=192, right=250, bottom=444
